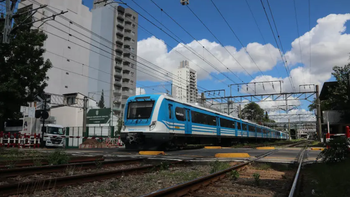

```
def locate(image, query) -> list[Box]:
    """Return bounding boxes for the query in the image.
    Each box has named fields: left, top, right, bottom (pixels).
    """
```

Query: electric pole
left=2, top=0, right=17, bottom=43
left=316, top=85, right=322, bottom=141
left=83, top=96, right=88, bottom=134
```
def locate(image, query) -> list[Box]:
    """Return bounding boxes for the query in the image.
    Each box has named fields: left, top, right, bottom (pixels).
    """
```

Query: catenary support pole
left=316, top=85, right=322, bottom=141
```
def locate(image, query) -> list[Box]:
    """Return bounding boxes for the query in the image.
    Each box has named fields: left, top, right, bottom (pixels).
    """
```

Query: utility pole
left=201, top=92, right=205, bottom=105
left=238, top=104, right=242, bottom=119
left=83, top=96, right=88, bottom=135
left=2, top=0, right=17, bottom=43
left=40, top=94, right=47, bottom=147
left=316, top=85, right=322, bottom=141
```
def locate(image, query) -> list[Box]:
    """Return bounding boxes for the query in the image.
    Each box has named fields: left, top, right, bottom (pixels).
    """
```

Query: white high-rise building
left=19, top=0, right=92, bottom=96
left=172, top=60, right=198, bottom=103
left=89, top=0, right=138, bottom=117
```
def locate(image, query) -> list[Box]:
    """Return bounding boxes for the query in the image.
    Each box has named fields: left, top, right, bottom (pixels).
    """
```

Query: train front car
left=121, top=94, right=169, bottom=150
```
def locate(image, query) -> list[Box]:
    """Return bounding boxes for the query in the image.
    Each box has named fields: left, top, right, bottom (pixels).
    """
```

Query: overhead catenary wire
left=292, top=0, right=303, bottom=68
left=308, top=0, right=312, bottom=83
left=259, top=0, right=296, bottom=91
left=244, top=0, right=281, bottom=74
left=147, top=0, right=255, bottom=88
left=208, top=0, right=274, bottom=84
left=120, top=0, right=242, bottom=87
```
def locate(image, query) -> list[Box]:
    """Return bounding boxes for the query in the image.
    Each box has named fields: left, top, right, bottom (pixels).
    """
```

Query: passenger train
left=121, top=94, right=289, bottom=150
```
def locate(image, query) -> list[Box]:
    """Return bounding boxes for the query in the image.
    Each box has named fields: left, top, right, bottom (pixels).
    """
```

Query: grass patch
left=210, top=160, right=231, bottom=173
left=158, top=170, right=204, bottom=182
left=302, top=159, right=350, bottom=197
left=47, top=149, right=70, bottom=165
left=253, top=163, right=272, bottom=170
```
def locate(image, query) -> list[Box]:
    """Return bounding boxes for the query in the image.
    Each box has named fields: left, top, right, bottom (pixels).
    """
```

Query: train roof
left=128, top=94, right=287, bottom=134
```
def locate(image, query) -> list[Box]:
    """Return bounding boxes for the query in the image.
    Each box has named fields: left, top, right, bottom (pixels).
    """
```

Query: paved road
left=37, top=146, right=322, bottom=163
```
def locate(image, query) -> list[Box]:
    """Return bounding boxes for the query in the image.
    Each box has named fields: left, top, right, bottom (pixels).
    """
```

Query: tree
left=241, top=102, right=264, bottom=122
left=308, top=63, right=350, bottom=112
left=116, top=118, right=123, bottom=135
left=98, top=89, right=105, bottom=108
left=0, top=9, right=52, bottom=130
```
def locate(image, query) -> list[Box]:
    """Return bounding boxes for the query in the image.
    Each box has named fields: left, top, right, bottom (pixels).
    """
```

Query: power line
left=26, top=0, right=214, bottom=94
left=293, top=0, right=303, bottom=67
left=259, top=0, right=296, bottom=91
left=24, top=1, right=207, bottom=96
left=209, top=0, right=271, bottom=82
left=121, top=0, right=241, bottom=86
left=244, top=0, right=281, bottom=74
left=308, top=0, right=312, bottom=83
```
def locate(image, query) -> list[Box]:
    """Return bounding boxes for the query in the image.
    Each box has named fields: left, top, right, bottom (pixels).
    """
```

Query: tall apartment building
left=89, top=0, right=138, bottom=117
left=19, top=0, right=92, bottom=96
left=172, top=60, right=198, bottom=103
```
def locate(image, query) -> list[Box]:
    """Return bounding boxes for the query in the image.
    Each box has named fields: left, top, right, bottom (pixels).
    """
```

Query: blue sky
left=84, top=0, right=350, bottom=118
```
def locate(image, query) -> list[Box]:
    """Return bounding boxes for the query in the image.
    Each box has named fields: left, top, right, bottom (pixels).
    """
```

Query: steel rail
left=0, top=155, right=104, bottom=169
left=0, top=158, right=144, bottom=178
left=288, top=145, right=307, bottom=197
left=0, top=160, right=184, bottom=197
left=143, top=150, right=277, bottom=197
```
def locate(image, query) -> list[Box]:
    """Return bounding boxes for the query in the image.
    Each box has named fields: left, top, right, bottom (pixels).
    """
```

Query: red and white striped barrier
left=0, top=131, right=41, bottom=148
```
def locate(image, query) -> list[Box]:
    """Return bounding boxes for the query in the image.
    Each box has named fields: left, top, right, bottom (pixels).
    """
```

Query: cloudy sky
left=85, top=0, right=350, bottom=120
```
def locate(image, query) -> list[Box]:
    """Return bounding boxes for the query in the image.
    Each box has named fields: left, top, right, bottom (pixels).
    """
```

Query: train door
left=168, top=104, right=174, bottom=132
left=216, top=117, right=220, bottom=136
left=184, top=108, right=191, bottom=135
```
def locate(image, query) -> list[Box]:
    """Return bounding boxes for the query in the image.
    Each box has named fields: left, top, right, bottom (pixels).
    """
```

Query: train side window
left=175, top=107, right=186, bottom=121
left=242, top=124, right=247, bottom=130
left=187, top=110, right=190, bottom=121
left=237, top=122, right=241, bottom=130
left=168, top=104, right=172, bottom=119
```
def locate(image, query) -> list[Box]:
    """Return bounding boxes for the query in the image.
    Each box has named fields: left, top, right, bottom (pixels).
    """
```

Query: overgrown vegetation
left=254, top=163, right=271, bottom=170
left=159, top=161, right=170, bottom=171
left=47, top=149, right=70, bottom=165
left=317, top=138, right=349, bottom=163
left=4, top=149, right=20, bottom=169
left=210, top=160, right=230, bottom=173
left=229, top=170, right=239, bottom=181
left=253, top=173, right=261, bottom=186
left=302, top=158, right=350, bottom=197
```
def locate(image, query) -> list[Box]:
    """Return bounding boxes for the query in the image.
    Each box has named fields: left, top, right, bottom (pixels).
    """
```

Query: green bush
left=230, top=170, right=239, bottom=181
left=317, top=138, right=349, bottom=163
left=47, top=149, right=70, bottom=165
left=253, top=173, right=260, bottom=186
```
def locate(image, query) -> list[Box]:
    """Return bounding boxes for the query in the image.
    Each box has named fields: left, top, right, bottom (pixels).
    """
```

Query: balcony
left=117, top=15, right=124, bottom=21
left=114, top=80, right=122, bottom=86
left=114, top=72, right=122, bottom=78
left=116, top=24, right=124, bottom=30
left=115, top=47, right=123, bottom=53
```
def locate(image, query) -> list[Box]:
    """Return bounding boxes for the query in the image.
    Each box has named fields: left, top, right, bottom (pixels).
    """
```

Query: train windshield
left=127, top=101, right=155, bottom=119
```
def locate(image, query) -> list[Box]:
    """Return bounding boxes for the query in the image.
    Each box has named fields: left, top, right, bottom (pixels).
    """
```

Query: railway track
left=143, top=145, right=308, bottom=197
left=0, top=155, right=104, bottom=169
left=0, top=159, right=185, bottom=197
left=0, top=158, right=144, bottom=178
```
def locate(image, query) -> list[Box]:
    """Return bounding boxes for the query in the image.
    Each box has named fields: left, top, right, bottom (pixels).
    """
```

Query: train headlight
left=149, top=121, right=157, bottom=131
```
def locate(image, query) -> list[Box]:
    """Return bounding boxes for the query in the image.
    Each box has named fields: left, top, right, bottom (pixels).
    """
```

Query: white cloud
left=285, top=13, right=350, bottom=81
left=136, top=87, right=146, bottom=95
left=269, top=109, right=315, bottom=122
left=137, top=36, right=281, bottom=81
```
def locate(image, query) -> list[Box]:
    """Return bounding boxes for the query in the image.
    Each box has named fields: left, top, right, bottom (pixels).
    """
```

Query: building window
left=132, top=24, right=135, bottom=28
left=175, top=107, right=186, bottom=121
left=132, top=31, right=135, bottom=35
left=68, top=46, right=71, bottom=49
left=133, top=16, right=136, bottom=20
left=65, top=86, right=68, bottom=88
left=66, top=97, right=76, bottom=105
left=66, top=72, right=69, bottom=75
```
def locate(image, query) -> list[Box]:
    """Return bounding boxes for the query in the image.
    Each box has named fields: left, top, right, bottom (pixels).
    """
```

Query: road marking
left=215, top=153, right=250, bottom=158
left=204, top=146, right=222, bottom=149
left=139, top=151, right=165, bottom=155
left=310, top=147, right=324, bottom=151
left=256, top=147, right=275, bottom=150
